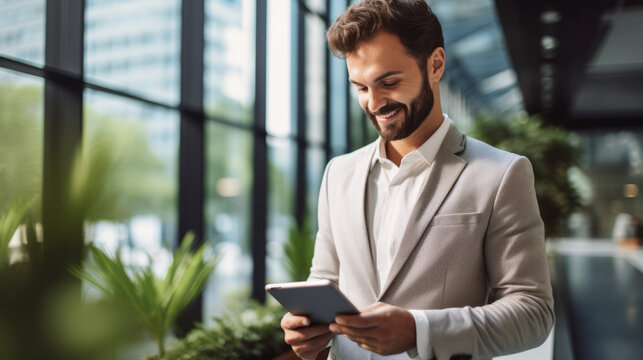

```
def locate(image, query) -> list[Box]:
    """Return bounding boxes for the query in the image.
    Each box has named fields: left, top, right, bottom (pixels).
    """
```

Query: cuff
left=410, top=310, right=434, bottom=360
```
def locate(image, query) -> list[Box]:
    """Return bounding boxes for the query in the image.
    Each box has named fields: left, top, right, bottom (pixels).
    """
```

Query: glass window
left=204, top=0, right=255, bottom=123
left=0, top=69, right=43, bottom=249
left=305, top=13, right=327, bottom=145
left=329, top=55, right=347, bottom=156
left=306, top=146, right=326, bottom=232
left=266, top=0, right=294, bottom=137
left=349, top=84, right=370, bottom=150
left=203, top=121, right=253, bottom=320
left=266, top=137, right=296, bottom=284
left=306, top=0, right=326, bottom=14
left=83, top=90, right=179, bottom=260
left=85, top=0, right=181, bottom=105
left=0, top=0, right=46, bottom=66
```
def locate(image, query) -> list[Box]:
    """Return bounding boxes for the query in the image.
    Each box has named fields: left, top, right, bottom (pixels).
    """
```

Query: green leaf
left=0, top=196, right=37, bottom=266
left=282, top=217, right=315, bottom=281
left=68, top=231, right=218, bottom=358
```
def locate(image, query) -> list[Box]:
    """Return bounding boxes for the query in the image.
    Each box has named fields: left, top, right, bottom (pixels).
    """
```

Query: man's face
left=346, top=31, right=434, bottom=141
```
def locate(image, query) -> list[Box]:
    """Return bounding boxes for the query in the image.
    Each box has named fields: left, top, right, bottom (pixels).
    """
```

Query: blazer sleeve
left=308, top=159, right=340, bottom=285
left=422, top=156, right=555, bottom=360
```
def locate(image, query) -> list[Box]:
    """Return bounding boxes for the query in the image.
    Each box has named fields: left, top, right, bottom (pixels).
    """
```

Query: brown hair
left=327, top=0, right=444, bottom=68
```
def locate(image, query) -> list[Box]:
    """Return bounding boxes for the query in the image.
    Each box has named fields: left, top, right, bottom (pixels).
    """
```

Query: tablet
left=265, top=280, right=358, bottom=324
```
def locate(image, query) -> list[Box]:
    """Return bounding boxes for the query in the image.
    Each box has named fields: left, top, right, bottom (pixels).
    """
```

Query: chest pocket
left=429, top=212, right=483, bottom=226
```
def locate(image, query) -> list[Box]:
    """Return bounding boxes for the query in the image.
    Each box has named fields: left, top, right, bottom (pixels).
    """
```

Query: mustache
left=367, top=103, right=406, bottom=116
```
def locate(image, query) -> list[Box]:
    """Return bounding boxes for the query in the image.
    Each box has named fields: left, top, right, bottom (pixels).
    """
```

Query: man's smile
left=377, top=108, right=402, bottom=124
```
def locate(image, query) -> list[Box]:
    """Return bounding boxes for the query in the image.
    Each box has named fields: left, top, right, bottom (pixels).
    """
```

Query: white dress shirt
left=364, top=114, right=451, bottom=360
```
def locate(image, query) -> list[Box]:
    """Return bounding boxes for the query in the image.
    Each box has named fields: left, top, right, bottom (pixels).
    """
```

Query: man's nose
left=368, top=90, right=387, bottom=114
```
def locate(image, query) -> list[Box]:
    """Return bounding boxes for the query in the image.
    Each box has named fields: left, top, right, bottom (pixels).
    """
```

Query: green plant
left=469, top=114, right=582, bottom=237
left=283, top=218, right=315, bottom=281
left=162, top=301, right=289, bottom=360
left=69, top=233, right=219, bottom=359
left=0, top=194, right=37, bottom=267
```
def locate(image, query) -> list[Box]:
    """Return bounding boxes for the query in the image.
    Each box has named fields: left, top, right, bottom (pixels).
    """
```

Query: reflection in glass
left=85, top=0, right=181, bottom=104
left=83, top=90, right=179, bottom=265
left=204, top=0, right=255, bottom=123
left=266, top=0, right=294, bottom=137
left=0, top=69, right=43, bottom=248
left=266, top=137, right=296, bottom=284
left=305, top=13, right=327, bottom=145
left=204, top=121, right=253, bottom=321
left=0, top=0, right=45, bottom=66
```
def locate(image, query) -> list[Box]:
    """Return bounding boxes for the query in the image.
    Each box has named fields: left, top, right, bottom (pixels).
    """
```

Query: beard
left=366, top=76, right=434, bottom=141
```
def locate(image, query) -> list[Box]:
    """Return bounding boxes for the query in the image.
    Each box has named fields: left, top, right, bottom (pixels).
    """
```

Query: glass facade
left=204, top=0, right=255, bottom=123
left=83, top=89, right=179, bottom=255
left=266, top=137, right=296, bottom=284
left=0, top=68, right=43, bottom=224
left=0, top=0, right=46, bottom=66
left=204, top=121, right=253, bottom=320
left=85, top=0, right=181, bottom=104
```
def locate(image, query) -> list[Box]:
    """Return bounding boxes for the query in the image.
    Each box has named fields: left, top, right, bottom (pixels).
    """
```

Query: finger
left=334, top=311, right=383, bottom=328
left=328, top=323, right=378, bottom=340
left=342, top=333, right=381, bottom=353
left=286, top=324, right=331, bottom=344
left=282, top=312, right=311, bottom=329
left=292, top=331, right=334, bottom=358
left=359, top=301, right=385, bottom=312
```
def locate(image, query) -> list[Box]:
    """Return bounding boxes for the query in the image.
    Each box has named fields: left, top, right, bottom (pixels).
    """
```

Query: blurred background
left=0, top=0, right=641, bottom=359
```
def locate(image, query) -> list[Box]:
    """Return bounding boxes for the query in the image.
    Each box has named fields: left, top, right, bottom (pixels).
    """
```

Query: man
left=281, top=1, right=554, bottom=359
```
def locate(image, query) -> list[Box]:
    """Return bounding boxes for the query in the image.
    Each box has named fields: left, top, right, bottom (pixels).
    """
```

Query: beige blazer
left=309, top=122, right=554, bottom=360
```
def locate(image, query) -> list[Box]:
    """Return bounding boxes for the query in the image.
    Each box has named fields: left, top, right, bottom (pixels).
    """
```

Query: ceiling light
left=541, top=35, right=558, bottom=51
left=624, top=184, right=639, bottom=198
left=540, top=10, right=561, bottom=24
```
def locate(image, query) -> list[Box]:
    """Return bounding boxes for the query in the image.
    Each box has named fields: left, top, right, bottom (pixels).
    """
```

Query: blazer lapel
left=348, top=141, right=380, bottom=298
left=378, top=124, right=468, bottom=300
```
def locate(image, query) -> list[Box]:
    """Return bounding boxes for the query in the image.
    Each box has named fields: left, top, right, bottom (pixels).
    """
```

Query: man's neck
left=385, top=110, right=444, bottom=167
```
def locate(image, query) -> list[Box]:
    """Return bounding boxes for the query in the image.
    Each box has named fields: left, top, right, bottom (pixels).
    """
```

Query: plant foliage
left=69, top=233, right=219, bottom=358
left=162, top=301, right=289, bottom=360
left=469, top=114, right=582, bottom=237
left=0, top=195, right=37, bottom=267
left=283, top=218, right=315, bottom=281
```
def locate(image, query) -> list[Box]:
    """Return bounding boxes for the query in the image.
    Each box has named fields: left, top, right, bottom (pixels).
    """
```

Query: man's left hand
left=329, top=302, right=416, bottom=355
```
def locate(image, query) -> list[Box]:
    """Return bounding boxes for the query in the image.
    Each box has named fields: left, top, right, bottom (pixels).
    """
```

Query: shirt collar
left=370, top=113, right=452, bottom=170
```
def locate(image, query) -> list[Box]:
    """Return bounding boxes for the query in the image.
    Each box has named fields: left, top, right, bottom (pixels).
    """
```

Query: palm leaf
left=282, top=218, right=315, bottom=281
left=69, top=232, right=219, bottom=358
left=0, top=196, right=37, bottom=266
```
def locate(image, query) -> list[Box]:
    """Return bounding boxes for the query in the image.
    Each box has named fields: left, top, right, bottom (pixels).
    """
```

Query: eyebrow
left=349, top=71, right=403, bottom=86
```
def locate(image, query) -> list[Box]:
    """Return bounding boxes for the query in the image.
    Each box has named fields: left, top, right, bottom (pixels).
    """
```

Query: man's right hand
left=281, top=312, right=334, bottom=360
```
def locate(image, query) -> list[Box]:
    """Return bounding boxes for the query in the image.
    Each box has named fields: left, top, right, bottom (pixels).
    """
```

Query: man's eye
left=357, top=87, right=367, bottom=93
left=381, top=81, right=398, bottom=88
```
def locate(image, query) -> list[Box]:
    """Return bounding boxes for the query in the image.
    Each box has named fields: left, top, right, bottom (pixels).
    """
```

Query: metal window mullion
left=177, top=0, right=205, bottom=333
left=324, top=0, right=332, bottom=163
left=42, top=0, right=85, bottom=286
left=295, top=2, right=307, bottom=226
left=251, top=0, right=268, bottom=303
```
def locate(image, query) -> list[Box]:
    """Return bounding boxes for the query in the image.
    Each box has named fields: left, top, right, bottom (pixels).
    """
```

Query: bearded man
left=280, top=1, right=554, bottom=359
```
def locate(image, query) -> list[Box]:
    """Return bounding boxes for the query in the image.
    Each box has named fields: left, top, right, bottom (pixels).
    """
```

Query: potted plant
left=468, top=114, right=582, bottom=237
left=162, top=300, right=291, bottom=360
left=69, top=232, right=219, bottom=359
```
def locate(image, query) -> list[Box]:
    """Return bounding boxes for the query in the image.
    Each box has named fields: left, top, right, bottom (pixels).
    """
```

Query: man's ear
left=426, top=47, right=446, bottom=84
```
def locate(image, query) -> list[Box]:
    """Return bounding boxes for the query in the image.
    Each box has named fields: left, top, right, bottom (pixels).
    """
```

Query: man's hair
left=327, top=0, right=444, bottom=68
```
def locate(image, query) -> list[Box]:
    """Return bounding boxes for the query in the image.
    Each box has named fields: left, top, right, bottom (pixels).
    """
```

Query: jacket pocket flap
left=430, top=212, right=483, bottom=226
